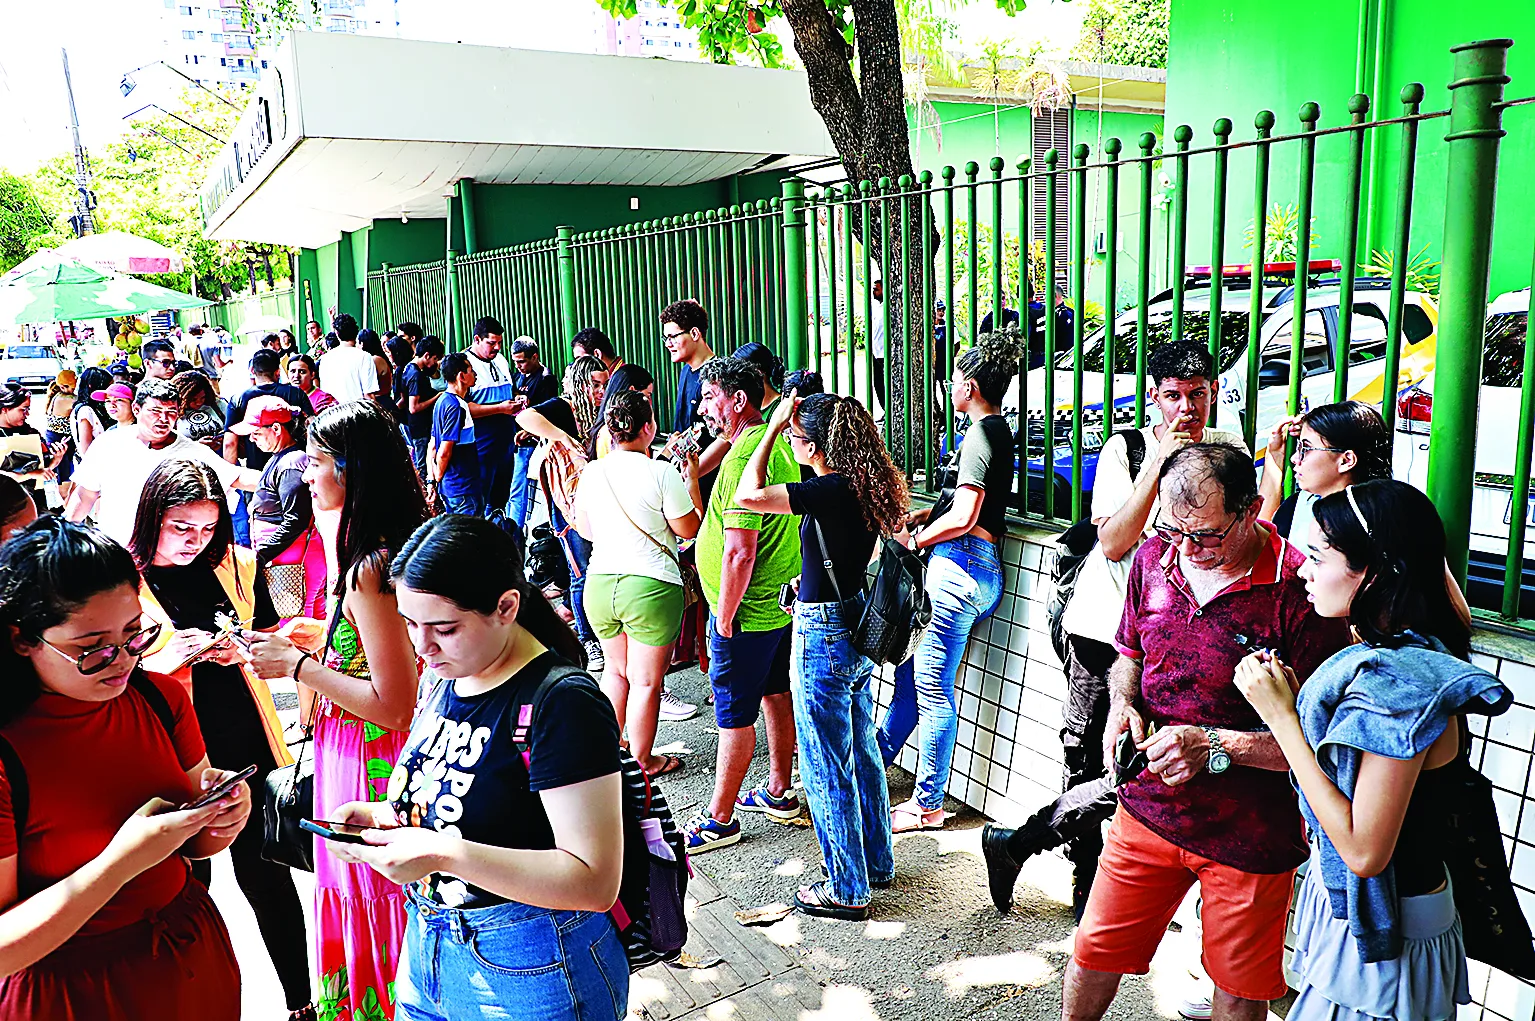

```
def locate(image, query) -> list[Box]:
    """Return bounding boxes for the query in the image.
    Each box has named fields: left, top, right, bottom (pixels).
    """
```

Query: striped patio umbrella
left=0, top=254, right=210, bottom=326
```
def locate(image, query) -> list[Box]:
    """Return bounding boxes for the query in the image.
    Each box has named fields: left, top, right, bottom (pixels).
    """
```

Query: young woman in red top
left=0, top=518, right=251, bottom=1020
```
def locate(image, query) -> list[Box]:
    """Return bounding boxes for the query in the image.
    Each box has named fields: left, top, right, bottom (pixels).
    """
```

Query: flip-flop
left=794, top=880, right=870, bottom=921
left=645, top=755, right=686, bottom=779
left=890, top=801, right=947, bottom=833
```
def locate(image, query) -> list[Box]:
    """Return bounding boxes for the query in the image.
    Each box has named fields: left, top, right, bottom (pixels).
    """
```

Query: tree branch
left=779, top=0, right=866, bottom=177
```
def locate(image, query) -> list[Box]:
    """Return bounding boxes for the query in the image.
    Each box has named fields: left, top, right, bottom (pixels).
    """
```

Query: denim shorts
left=707, top=616, right=791, bottom=729
left=396, top=887, right=628, bottom=1021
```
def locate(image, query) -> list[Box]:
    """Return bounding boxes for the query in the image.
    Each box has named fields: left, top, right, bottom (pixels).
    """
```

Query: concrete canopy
left=200, top=33, right=839, bottom=249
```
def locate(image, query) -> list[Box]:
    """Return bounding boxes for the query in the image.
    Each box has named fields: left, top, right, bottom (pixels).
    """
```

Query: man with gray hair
left=683, top=356, right=804, bottom=854
left=1061, top=443, right=1349, bottom=1021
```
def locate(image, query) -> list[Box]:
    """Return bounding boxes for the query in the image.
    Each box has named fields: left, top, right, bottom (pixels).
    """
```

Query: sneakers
left=583, top=639, right=605, bottom=673
left=658, top=688, right=699, bottom=722
left=682, top=813, right=741, bottom=854
left=735, top=786, right=803, bottom=821
left=1176, top=993, right=1212, bottom=1020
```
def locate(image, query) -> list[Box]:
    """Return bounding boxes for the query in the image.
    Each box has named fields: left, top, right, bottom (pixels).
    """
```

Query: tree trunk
left=779, top=0, right=939, bottom=472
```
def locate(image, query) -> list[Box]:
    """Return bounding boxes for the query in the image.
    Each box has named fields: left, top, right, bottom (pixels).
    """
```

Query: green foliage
left=1361, top=244, right=1441, bottom=297
left=1071, top=0, right=1169, bottom=69
left=1242, top=203, right=1320, bottom=264
left=0, top=172, right=62, bottom=275
left=21, top=88, right=292, bottom=301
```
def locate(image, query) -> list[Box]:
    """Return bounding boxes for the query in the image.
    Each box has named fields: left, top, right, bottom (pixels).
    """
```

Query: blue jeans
left=876, top=533, right=1004, bottom=811
left=508, top=445, right=536, bottom=528
left=792, top=601, right=894, bottom=905
left=442, top=486, right=485, bottom=517
left=550, top=503, right=595, bottom=643
left=233, top=489, right=251, bottom=547
left=407, top=434, right=429, bottom=480
left=396, top=889, right=628, bottom=1021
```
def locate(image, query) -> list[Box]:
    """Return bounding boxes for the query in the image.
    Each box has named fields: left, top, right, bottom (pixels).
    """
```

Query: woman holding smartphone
left=320, top=514, right=628, bottom=1021
left=245, top=400, right=429, bottom=1021
left=130, top=458, right=314, bottom=1021
left=0, top=518, right=249, bottom=1019
left=1234, top=479, right=1501, bottom=1020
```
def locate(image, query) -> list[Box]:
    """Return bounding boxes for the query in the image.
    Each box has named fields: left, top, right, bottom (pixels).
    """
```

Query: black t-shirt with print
left=385, top=651, right=621, bottom=909
left=787, top=472, right=879, bottom=604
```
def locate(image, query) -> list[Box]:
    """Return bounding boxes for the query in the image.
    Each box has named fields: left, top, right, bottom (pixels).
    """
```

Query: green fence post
left=781, top=179, right=809, bottom=372
left=1016, top=157, right=1031, bottom=512
left=1333, top=94, right=1371, bottom=402
left=1104, top=138, right=1121, bottom=434
left=380, top=262, right=393, bottom=334
left=1207, top=119, right=1231, bottom=428
left=444, top=250, right=461, bottom=349
left=1283, top=102, right=1321, bottom=497
left=1043, top=149, right=1060, bottom=519
left=989, top=157, right=1004, bottom=329
left=1244, top=112, right=1275, bottom=453
left=1070, top=144, right=1089, bottom=520
left=1135, top=133, right=1156, bottom=429
left=1169, top=125, right=1193, bottom=343
left=942, top=167, right=956, bottom=455
left=1429, top=39, right=1512, bottom=585
left=1502, top=255, right=1535, bottom=619
left=1380, top=85, right=1424, bottom=436
left=556, top=226, right=578, bottom=347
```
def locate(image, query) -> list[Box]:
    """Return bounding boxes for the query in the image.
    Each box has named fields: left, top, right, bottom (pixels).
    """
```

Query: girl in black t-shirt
left=736, top=391, right=908, bottom=920
left=323, top=515, right=628, bottom=1021
left=876, top=332, right=1021, bottom=833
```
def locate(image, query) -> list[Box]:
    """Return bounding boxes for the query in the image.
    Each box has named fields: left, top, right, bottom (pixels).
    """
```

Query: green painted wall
left=295, top=248, right=322, bottom=342
left=368, top=218, right=447, bottom=273
left=1165, top=0, right=1535, bottom=296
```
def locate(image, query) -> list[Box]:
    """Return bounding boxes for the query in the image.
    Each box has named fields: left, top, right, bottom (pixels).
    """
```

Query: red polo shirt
left=1114, top=524, right=1351, bottom=874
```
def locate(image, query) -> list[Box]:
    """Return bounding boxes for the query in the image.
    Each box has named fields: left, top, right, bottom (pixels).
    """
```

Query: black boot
left=981, top=822, right=1048, bottom=914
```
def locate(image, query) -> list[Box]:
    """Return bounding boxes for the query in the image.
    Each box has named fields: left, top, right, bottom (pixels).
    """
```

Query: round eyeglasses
left=39, top=622, right=163, bottom=676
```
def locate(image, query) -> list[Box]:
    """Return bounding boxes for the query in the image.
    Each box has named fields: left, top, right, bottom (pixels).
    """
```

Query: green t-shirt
left=696, top=423, right=802, bottom=632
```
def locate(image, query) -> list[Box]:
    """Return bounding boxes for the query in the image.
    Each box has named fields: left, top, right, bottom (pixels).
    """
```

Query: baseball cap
left=91, top=382, right=134, bottom=402
left=229, top=395, right=300, bottom=435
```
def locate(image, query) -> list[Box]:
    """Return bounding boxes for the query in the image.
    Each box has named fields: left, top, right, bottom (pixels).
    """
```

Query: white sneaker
left=658, top=689, right=699, bottom=722
left=1177, top=993, right=1212, bottom=1020
left=583, top=640, right=605, bottom=673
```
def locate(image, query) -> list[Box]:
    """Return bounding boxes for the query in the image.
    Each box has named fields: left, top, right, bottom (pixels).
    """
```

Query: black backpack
left=510, top=665, right=689, bottom=971
left=525, top=523, right=570, bottom=591
left=0, top=671, right=175, bottom=843
left=1046, top=430, right=1146, bottom=663
left=811, top=521, right=932, bottom=666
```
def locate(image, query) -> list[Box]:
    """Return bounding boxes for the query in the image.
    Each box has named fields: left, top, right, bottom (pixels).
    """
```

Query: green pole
left=1284, top=102, right=1321, bottom=497
left=1207, top=119, right=1231, bottom=428
left=1245, top=113, right=1276, bottom=453
left=1070, top=143, right=1089, bottom=520
left=1430, top=39, right=1512, bottom=585
left=1502, top=255, right=1535, bottom=619
left=965, top=162, right=979, bottom=347
left=1135, top=133, right=1156, bottom=429
left=879, top=176, right=893, bottom=448
left=1380, top=84, right=1424, bottom=435
left=1016, top=157, right=1031, bottom=511
left=456, top=179, right=479, bottom=255
left=1169, top=125, right=1193, bottom=344
left=556, top=225, right=578, bottom=347
left=1334, top=94, right=1371, bottom=403
left=989, top=157, right=1004, bottom=329
left=920, top=170, right=935, bottom=487
left=861, top=182, right=874, bottom=412
left=899, top=173, right=915, bottom=473
left=1104, top=139, right=1121, bottom=434
left=781, top=178, right=809, bottom=372
left=380, top=262, right=393, bottom=334
left=444, top=250, right=460, bottom=349
left=942, top=167, right=956, bottom=454
left=1043, top=149, right=1059, bottom=519
left=808, top=195, right=822, bottom=377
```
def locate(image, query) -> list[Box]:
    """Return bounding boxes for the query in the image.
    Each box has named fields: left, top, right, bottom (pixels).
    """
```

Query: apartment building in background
left=154, top=0, right=403, bottom=86
left=592, top=0, right=700, bottom=58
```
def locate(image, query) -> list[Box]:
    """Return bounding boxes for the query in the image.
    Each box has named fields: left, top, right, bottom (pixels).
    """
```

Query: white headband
left=1345, top=485, right=1371, bottom=536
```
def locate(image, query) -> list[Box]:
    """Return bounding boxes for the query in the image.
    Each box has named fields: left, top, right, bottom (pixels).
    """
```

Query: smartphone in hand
left=299, top=818, right=401, bottom=844
left=182, top=764, right=258, bottom=810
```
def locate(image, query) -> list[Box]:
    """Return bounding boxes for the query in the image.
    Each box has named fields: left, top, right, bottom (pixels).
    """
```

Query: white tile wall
left=873, top=521, right=1535, bottom=1017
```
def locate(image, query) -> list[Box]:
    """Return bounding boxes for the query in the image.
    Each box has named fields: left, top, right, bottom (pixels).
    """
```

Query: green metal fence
left=366, top=40, right=1535, bottom=628
left=199, top=286, right=297, bottom=333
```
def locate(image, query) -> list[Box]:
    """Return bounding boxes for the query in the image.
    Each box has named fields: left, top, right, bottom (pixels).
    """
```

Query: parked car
left=0, top=342, right=66, bottom=394
left=1394, top=287, right=1532, bottom=615
left=997, top=268, right=1440, bottom=508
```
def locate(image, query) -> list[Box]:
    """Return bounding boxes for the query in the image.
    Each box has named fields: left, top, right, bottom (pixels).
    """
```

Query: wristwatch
left=1204, top=727, right=1231, bottom=774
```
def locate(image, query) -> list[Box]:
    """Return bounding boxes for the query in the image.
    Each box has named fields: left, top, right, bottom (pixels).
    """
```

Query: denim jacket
left=1294, top=632, right=1511, bottom=962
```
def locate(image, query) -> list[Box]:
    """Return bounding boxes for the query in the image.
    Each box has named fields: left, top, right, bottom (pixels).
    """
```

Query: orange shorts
left=1072, top=807, right=1297, bottom=1002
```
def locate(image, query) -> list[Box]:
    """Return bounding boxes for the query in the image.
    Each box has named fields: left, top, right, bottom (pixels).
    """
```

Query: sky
left=0, top=0, right=1084, bottom=175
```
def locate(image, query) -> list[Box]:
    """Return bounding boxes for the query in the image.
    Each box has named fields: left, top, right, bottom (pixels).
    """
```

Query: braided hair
left=564, top=354, right=606, bottom=441
left=796, top=393, right=909, bottom=535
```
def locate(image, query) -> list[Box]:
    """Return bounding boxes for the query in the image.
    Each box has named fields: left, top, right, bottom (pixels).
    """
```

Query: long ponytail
left=389, top=515, right=586, bottom=667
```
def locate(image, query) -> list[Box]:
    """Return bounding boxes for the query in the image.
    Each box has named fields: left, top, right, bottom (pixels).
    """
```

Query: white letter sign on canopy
left=199, top=69, right=287, bottom=228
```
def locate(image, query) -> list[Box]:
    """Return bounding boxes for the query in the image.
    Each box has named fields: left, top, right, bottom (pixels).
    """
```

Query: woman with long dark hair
left=171, top=370, right=227, bottom=454
left=129, top=459, right=314, bottom=1021
left=1258, top=400, right=1391, bottom=540
left=69, top=367, right=114, bottom=467
left=320, top=515, right=628, bottom=1020
left=245, top=400, right=429, bottom=1021
left=236, top=397, right=326, bottom=619
left=876, top=331, right=1022, bottom=831
left=593, top=364, right=655, bottom=458
left=1235, top=479, right=1499, bottom=1020
left=736, top=391, right=907, bottom=918
left=0, top=518, right=248, bottom=1019
left=358, top=330, right=395, bottom=413
left=574, top=389, right=701, bottom=778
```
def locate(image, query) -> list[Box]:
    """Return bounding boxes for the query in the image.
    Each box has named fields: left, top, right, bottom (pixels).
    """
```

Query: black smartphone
left=1113, top=728, right=1156, bottom=786
left=299, top=818, right=401, bottom=844
left=183, top=764, right=258, bottom=810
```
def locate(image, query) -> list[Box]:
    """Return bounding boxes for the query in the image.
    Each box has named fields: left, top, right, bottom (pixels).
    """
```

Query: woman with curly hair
left=736, top=389, right=908, bottom=919
left=573, top=389, right=702, bottom=778
left=876, top=331, right=1022, bottom=832
left=171, top=371, right=226, bottom=454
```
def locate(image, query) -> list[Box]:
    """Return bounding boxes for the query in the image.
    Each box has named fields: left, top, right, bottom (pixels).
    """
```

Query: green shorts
left=582, top=573, right=685, bottom=648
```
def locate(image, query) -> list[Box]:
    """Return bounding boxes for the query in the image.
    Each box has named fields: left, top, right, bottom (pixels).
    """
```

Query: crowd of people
left=0, top=292, right=1513, bottom=1021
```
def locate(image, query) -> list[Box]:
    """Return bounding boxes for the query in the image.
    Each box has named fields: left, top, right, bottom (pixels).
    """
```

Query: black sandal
left=794, top=880, right=870, bottom=921
left=288, top=1007, right=317, bottom=1021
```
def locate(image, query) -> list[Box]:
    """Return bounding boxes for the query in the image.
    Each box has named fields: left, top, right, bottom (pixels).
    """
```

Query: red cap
left=229, top=395, right=300, bottom=434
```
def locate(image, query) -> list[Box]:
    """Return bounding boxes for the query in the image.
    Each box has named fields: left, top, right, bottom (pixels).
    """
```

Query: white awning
left=201, top=33, right=839, bottom=249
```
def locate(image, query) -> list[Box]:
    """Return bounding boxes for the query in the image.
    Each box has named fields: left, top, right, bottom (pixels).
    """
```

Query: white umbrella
left=234, top=313, right=294, bottom=336
left=43, top=231, right=186, bottom=275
